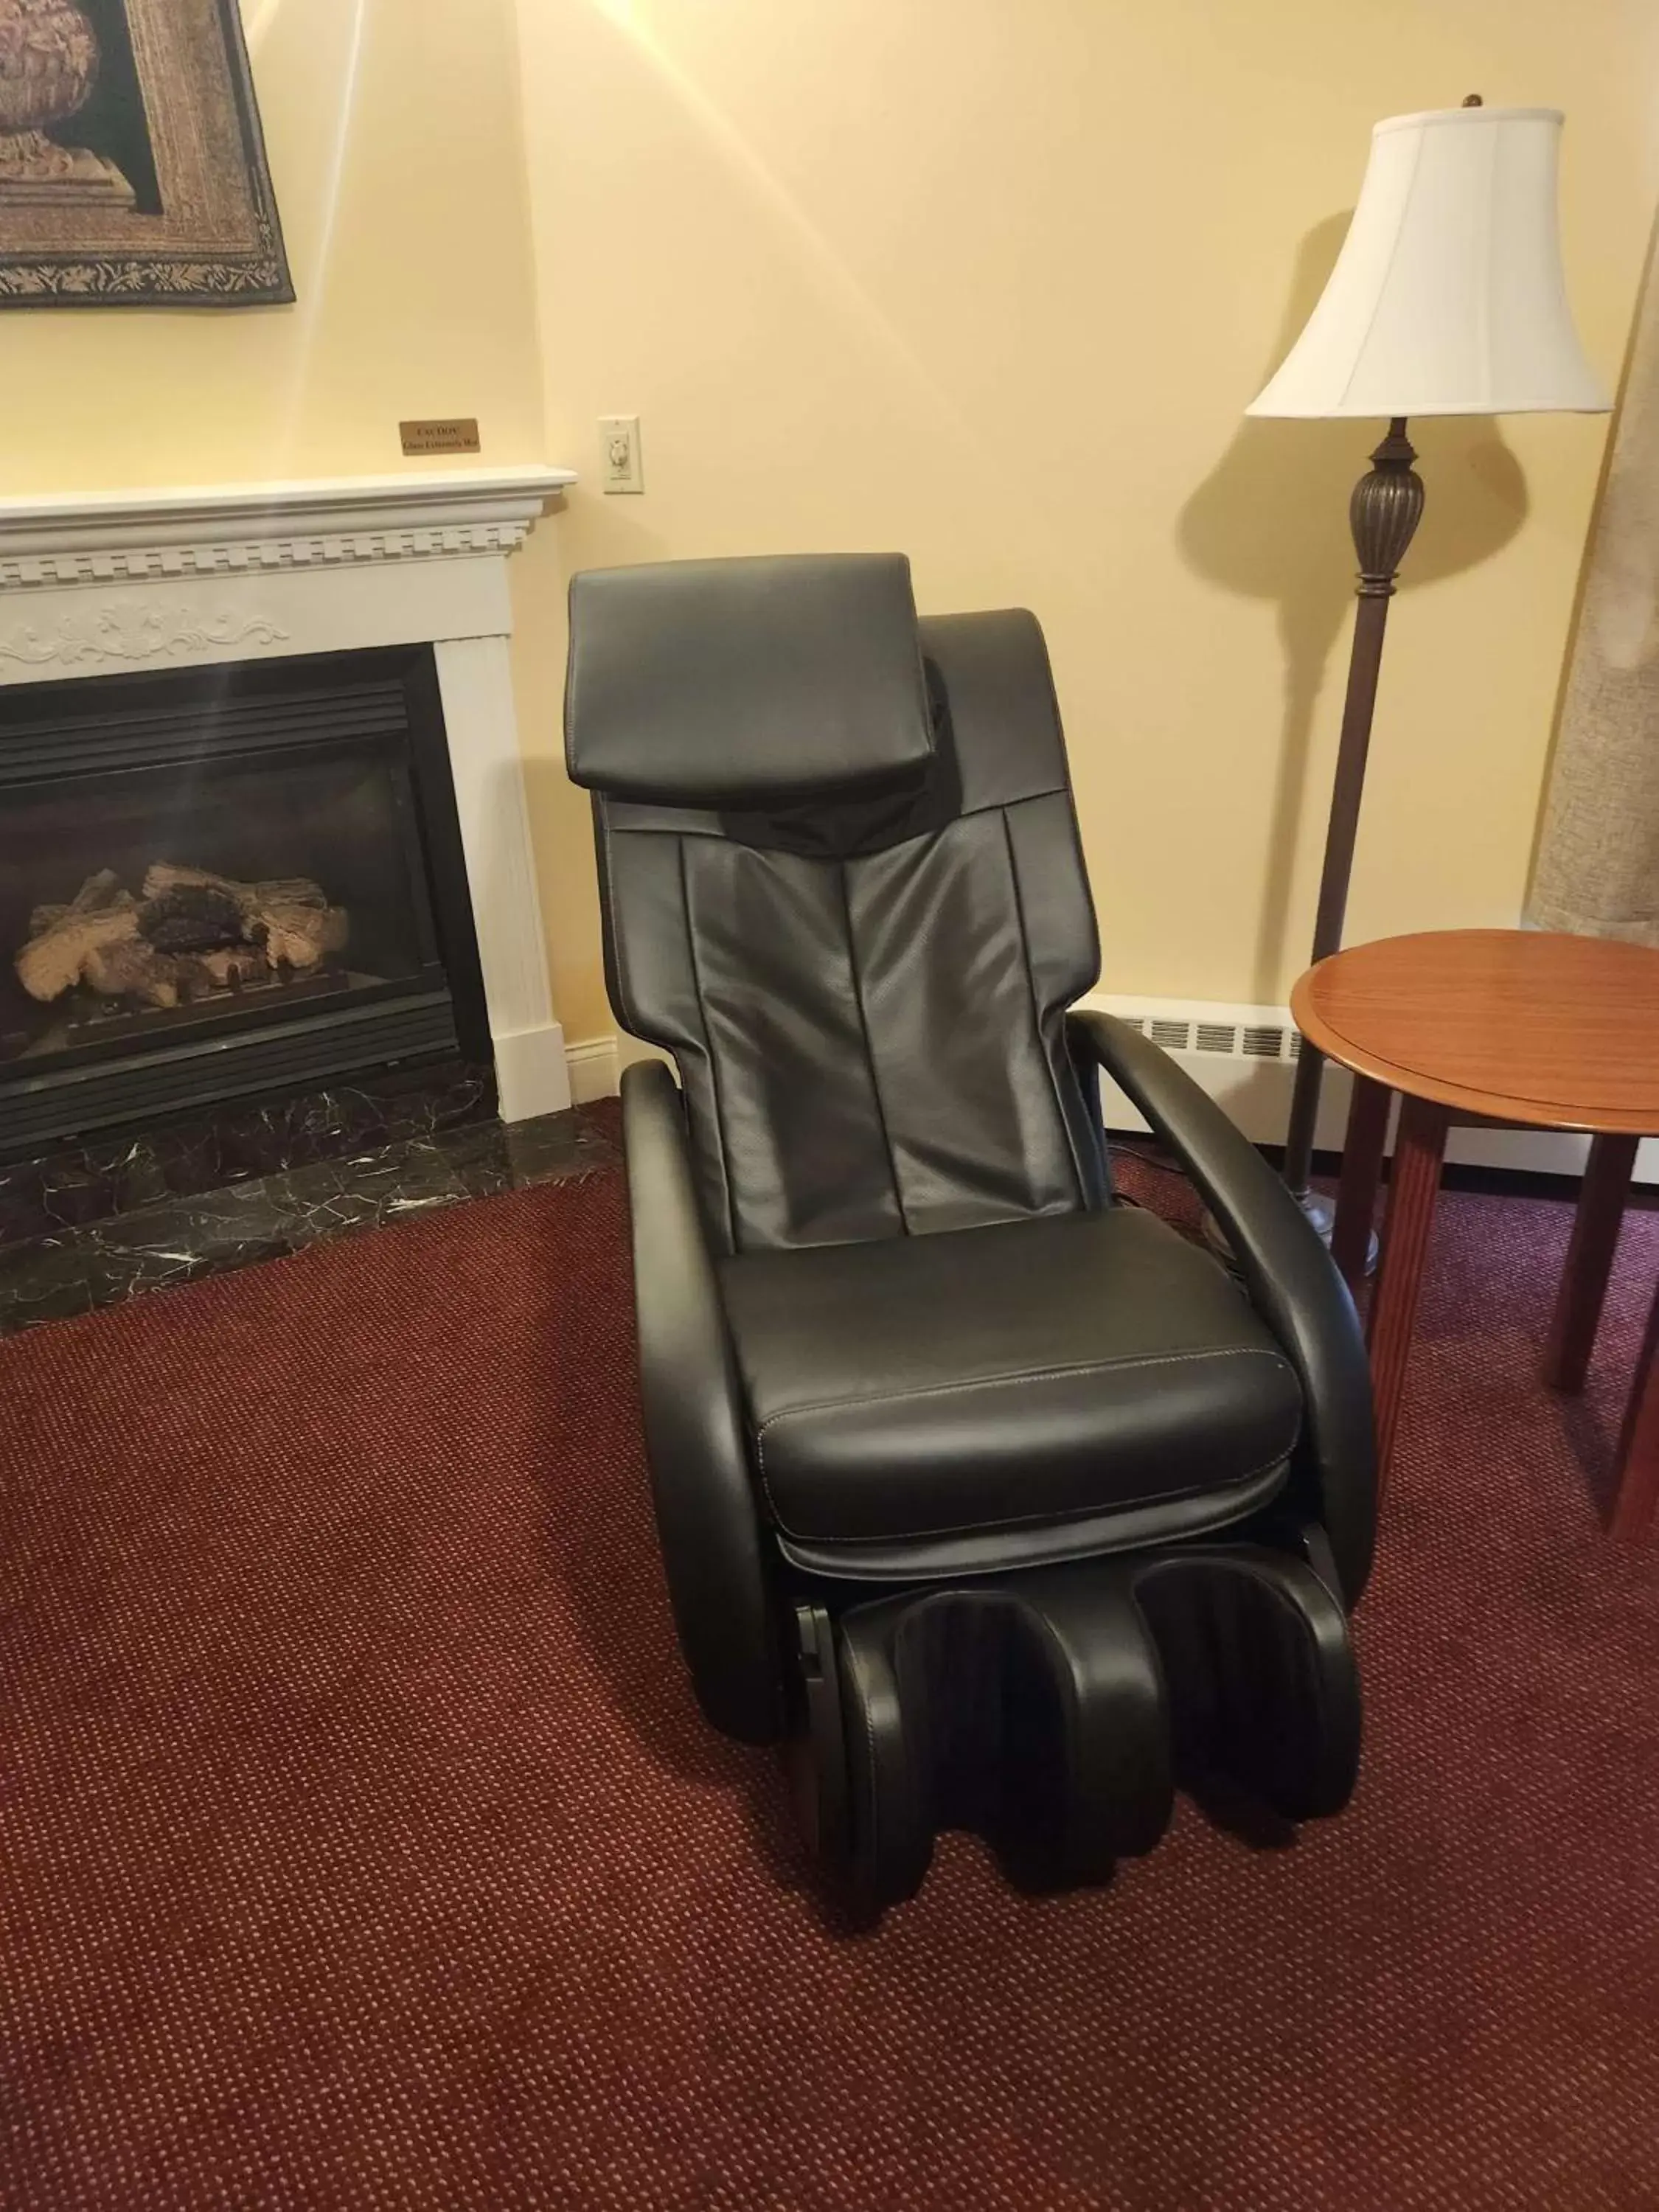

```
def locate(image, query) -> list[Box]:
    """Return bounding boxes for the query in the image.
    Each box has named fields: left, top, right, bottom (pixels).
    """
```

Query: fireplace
left=0, top=463, right=574, bottom=1227
left=1, top=646, right=492, bottom=1161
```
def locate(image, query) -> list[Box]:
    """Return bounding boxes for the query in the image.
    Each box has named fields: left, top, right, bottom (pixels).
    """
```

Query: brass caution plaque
left=399, top=418, right=481, bottom=457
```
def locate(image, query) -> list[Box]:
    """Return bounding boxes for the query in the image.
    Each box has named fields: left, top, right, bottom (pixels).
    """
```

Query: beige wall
left=3, top=0, right=546, bottom=494
left=9, top=3, right=1653, bottom=1054
left=512, top=0, right=1659, bottom=1046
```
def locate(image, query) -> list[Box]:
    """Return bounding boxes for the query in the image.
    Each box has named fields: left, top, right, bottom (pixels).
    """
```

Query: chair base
left=786, top=1530, right=1361, bottom=1915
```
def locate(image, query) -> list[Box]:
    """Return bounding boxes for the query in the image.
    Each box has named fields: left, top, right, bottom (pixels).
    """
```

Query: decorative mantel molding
left=0, top=602, right=289, bottom=667
left=0, top=466, right=575, bottom=591
left=0, top=465, right=579, bottom=1124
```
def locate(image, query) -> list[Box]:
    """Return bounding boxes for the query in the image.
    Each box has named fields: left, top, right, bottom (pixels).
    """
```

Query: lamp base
left=1201, top=1189, right=1379, bottom=1276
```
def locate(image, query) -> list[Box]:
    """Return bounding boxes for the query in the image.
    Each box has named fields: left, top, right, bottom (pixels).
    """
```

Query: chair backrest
left=566, top=554, right=1106, bottom=1255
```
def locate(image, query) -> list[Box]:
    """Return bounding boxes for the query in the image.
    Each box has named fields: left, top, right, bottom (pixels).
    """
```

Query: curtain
left=1529, top=240, right=1659, bottom=947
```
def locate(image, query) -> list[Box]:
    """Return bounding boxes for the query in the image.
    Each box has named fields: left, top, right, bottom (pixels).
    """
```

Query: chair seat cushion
left=717, top=1206, right=1303, bottom=1548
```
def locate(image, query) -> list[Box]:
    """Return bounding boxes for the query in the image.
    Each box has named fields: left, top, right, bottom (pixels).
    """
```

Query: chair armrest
left=621, top=1058, right=783, bottom=1742
left=1068, top=1010, right=1376, bottom=1604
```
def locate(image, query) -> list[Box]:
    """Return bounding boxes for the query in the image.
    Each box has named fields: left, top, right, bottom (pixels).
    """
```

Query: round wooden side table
left=1290, top=929, right=1659, bottom=1537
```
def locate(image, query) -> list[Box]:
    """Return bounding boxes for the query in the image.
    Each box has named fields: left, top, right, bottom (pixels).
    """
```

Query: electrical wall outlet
left=599, top=414, right=644, bottom=494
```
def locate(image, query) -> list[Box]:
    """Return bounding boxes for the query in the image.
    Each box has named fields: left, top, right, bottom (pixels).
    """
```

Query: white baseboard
left=566, top=1034, right=620, bottom=1104
left=565, top=1030, right=667, bottom=1104
left=493, top=1020, right=571, bottom=1122
left=563, top=1002, right=1659, bottom=1185
left=1082, top=990, right=1659, bottom=1186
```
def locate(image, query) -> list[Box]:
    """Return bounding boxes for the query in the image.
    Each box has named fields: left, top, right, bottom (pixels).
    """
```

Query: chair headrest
left=564, top=553, right=934, bottom=807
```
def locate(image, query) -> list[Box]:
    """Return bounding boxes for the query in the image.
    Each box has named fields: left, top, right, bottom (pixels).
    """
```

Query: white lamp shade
left=1248, top=105, right=1610, bottom=420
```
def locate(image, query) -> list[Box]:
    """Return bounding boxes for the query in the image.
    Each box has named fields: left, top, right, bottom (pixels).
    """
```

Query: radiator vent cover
left=1093, top=1006, right=1301, bottom=1065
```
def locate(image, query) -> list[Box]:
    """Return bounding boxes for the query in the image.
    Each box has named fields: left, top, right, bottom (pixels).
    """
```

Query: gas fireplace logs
left=16, top=865, right=349, bottom=1012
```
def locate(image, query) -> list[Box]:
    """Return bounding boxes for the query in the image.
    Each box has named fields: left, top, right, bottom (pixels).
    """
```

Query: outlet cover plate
left=599, top=414, right=643, bottom=494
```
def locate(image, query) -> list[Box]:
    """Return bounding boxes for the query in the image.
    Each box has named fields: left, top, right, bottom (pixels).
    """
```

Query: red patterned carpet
left=3, top=1154, right=1658, bottom=2211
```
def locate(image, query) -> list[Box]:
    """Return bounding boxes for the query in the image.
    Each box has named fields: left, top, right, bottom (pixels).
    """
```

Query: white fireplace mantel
left=0, top=464, right=579, bottom=1123
left=0, top=467, right=575, bottom=584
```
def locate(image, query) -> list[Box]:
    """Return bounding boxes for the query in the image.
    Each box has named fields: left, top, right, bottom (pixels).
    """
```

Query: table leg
left=1610, top=1276, right=1659, bottom=1543
left=1368, top=1094, right=1450, bottom=1495
left=1542, top=1132, right=1638, bottom=1393
left=1331, top=1077, right=1391, bottom=1293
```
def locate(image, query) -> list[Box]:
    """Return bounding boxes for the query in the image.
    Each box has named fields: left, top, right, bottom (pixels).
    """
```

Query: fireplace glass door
left=4, top=745, right=440, bottom=1074
left=0, top=647, right=488, bottom=1155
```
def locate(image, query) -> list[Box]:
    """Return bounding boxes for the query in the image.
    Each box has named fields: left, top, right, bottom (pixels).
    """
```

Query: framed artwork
left=0, top=0, right=292, bottom=307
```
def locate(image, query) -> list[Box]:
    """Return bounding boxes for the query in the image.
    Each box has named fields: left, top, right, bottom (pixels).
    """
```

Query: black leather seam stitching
left=1130, top=1555, right=1344, bottom=1748
left=592, top=804, right=638, bottom=1037
left=839, top=1640, right=883, bottom=1868
left=1023, top=1594, right=1168, bottom=1849
left=768, top=1455, right=1293, bottom=1547
left=751, top=1346, right=1299, bottom=1524
left=997, top=804, right=1093, bottom=1207
left=754, top=1344, right=1296, bottom=1435
left=678, top=835, right=740, bottom=1253
left=607, top=785, right=1070, bottom=844
left=835, top=855, right=910, bottom=1236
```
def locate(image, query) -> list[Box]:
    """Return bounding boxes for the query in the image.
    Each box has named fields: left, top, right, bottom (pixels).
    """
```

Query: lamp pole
left=1243, top=97, right=1607, bottom=1222
left=1280, top=416, right=1425, bottom=1216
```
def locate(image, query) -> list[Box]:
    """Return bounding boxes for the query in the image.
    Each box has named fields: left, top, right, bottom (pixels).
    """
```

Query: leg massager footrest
left=790, top=1539, right=1361, bottom=1913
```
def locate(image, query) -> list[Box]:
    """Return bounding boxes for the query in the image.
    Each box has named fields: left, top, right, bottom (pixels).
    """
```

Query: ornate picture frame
left=0, top=0, right=292, bottom=308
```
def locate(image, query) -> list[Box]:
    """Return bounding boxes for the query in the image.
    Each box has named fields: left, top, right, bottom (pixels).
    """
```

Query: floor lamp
left=1246, top=101, right=1610, bottom=1228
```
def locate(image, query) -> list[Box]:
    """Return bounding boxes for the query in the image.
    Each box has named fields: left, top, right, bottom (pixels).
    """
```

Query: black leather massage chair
left=566, top=553, right=1377, bottom=1913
